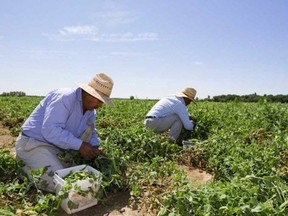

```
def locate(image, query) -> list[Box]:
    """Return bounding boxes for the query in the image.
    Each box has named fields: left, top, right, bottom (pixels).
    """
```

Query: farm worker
left=144, top=87, right=197, bottom=144
left=15, top=73, right=114, bottom=192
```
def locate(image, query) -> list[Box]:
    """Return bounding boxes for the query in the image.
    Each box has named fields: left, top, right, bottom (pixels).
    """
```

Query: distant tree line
left=1, top=91, right=288, bottom=102
left=1, top=91, right=26, bottom=96
left=202, top=93, right=288, bottom=103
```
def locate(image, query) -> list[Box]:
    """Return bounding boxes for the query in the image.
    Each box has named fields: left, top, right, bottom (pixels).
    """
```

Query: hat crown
left=88, top=73, right=113, bottom=97
left=182, top=87, right=196, bottom=100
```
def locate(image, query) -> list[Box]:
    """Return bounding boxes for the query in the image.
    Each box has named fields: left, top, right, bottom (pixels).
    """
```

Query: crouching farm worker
left=144, top=87, right=197, bottom=144
left=15, top=73, right=114, bottom=192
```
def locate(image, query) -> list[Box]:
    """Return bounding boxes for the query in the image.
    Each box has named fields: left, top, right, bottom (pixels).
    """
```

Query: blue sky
left=1, top=0, right=287, bottom=99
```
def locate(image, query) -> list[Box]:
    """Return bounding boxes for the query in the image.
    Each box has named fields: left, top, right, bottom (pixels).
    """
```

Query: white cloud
left=59, top=25, right=98, bottom=36
left=19, top=49, right=77, bottom=56
left=95, top=11, right=136, bottom=26
left=193, top=61, right=204, bottom=65
left=43, top=25, right=159, bottom=42
left=110, top=51, right=146, bottom=57
left=100, top=32, right=159, bottom=42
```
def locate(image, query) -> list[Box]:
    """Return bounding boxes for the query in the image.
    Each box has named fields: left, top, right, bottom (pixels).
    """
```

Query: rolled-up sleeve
left=175, top=104, right=194, bottom=130
left=88, top=112, right=100, bottom=147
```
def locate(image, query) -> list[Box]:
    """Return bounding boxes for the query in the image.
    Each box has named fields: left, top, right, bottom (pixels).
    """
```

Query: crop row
left=0, top=97, right=287, bottom=215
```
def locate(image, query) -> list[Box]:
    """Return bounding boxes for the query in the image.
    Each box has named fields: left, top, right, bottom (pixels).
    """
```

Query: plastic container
left=53, top=165, right=102, bottom=214
left=182, top=140, right=196, bottom=148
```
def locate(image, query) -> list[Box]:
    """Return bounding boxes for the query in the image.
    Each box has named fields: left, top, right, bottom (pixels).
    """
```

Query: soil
left=0, top=122, right=213, bottom=216
left=178, top=164, right=213, bottom=187
left=0, top=122, right=16, bottom=157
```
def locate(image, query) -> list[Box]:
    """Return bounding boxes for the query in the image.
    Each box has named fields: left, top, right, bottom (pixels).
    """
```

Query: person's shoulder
left=169, top=95, right=186, bottom=107
left=47, top=88, right=78, bottom=103
left=54, top=88, right=77, bottom=96
left=162, top=94, right=176, bottom=100
left=166, top=95, right=181, bottom=102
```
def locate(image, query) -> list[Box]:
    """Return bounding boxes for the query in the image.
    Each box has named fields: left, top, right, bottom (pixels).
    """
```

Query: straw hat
left=78, top=73, right=114, bottom=107
left=176, top=87, right=197, bottom=103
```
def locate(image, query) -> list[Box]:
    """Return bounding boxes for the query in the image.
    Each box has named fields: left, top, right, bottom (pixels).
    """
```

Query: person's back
left=144, top=87, right=197, bottom=143
left=146, top=95, right=180, bottom=117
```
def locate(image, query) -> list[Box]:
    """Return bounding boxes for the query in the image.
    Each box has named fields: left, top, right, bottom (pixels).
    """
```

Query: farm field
left=0, top=96, right=288, bottom=216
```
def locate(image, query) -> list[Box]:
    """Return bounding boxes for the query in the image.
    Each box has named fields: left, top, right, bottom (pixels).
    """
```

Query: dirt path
left=178, top=164, right=213, bottom=187
left=0, top=122, right=213, bottom=216
left=0, top=122, right=16, bottom=156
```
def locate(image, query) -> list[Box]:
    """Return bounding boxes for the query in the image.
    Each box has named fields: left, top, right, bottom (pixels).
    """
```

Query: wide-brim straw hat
left=77, top=73, right=114, bottom=107
left=175, top=87, right=197, bottom=104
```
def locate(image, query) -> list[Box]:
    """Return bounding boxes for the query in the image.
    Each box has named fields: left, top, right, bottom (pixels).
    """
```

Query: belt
left=22, top=131, right=29, bottom=137
left=145, top=116, right=157, bottom=119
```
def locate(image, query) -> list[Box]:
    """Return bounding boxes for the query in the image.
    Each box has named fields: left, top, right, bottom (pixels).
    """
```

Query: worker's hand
left=95, top=147, right=104, bottom=155
left=189, top=116, right=197, bottom=130
left=79, top=142, right=103, bottom=160
left=189, top=116, right=197, bottom=124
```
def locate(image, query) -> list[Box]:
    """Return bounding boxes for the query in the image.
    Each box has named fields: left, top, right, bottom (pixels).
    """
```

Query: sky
left=0, top=0, right=287, bottom=99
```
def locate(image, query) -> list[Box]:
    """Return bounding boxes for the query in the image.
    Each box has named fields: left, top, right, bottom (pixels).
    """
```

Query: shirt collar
left=76, top=87, right=82, bottom=102
left=175, top=95, right=185, bottom=105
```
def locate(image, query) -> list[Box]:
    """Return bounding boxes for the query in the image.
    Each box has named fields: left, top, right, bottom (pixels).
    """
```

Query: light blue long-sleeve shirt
left=21, top=87, right=99, bottom=150
left=146, top=95, right=194, bottom=130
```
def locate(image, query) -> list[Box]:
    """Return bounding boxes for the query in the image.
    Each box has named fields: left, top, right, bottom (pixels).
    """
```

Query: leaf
left=0, top=209, right=15, bottom=216
left=67, top=200, right=79, bottom=209
left=157, top=207, right=167, bottom=216
left=251, top=205, right=262, bottom=212
left=280, top=200, right=288, bottom=209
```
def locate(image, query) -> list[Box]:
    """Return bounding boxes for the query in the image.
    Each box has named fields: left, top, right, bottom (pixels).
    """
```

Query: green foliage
left=0, top=97, right=287, bottom=215
left=0, top=96, right=42, bottom=136
left=159, top=175, right=288, bottom=215
left=0, top=150, right=24, bottom=181
left=0, top=150, right=60, bottom=215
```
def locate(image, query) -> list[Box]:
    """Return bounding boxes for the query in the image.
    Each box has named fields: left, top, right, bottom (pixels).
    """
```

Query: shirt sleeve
left=174, top=103, right=194, bottom=130
left=41, top=94, right=83, bottom=150
left=88, top=112, right=100, bottom=147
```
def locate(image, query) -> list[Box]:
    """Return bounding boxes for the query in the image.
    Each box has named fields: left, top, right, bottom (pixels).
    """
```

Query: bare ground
left=0, top=122, right=213, bottom=216
left=0, top=122, right=16, bottom=156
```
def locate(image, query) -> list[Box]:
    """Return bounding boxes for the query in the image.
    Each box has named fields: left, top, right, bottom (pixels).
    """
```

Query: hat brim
left=175, top=92, right=197, bottom=104
left=77, top=83, right=113, bottom=107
